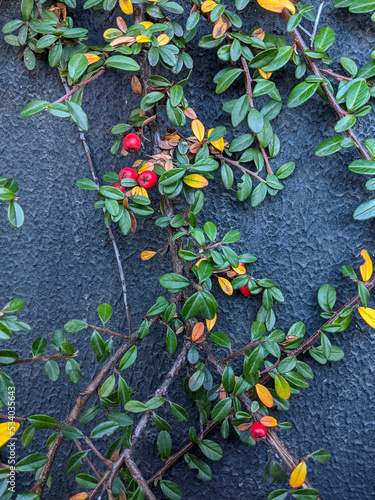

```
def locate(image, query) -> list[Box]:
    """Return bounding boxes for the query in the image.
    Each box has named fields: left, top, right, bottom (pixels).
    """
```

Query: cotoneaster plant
left=2, top=1, right=375, bottom=500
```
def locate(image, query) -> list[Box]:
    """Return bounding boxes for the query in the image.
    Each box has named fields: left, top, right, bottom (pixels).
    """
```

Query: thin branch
left=88, top=325, right=130, bottom=340
left=318, top=68, right=352, bottom=82
left=0, top=413, right=27, bottom=422
left=282, top=9, right=372, bottom=161
left=84, top=436, right=113, bottom=467
left=218, top=156, right=267, bottom=183
left=0, top=352, right=77, bottom=368
left=74, top=439, right=101, bottom=480
left=287, top=274, right=375, bottom=357
left=55, top=69, right=107, bottom=104
left=310, top=1, right=325, bottom=49
left=146, top=419, right=220, bottom=485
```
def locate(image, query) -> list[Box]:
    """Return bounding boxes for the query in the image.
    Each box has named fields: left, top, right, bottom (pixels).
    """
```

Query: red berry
left=123, top=133, right=141, bottom=154
left=138, top=171, right=158, bottom=189
left=251, top=422, right=267, bottom=442
left=239, top=262, right=245, bottom=267
left=113, top=183, right=125, bottom=192
left=240, top=282, right=251, bottom=296
left=119, top=168, right=138, bottom=181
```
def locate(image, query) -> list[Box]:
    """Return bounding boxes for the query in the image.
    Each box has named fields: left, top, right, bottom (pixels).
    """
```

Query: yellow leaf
left=290, top=461, right=307, bottom=489
left=103, top=28, right=123, bottom=40
left=69, top=494, right=88, bottom=500
left=130, top=186, right=149, bottom=198
left=184, top=174, right=208, bottom=189
left=259, top=416, right=278, bottom=427
left=138, top=162, right=154, bottom=174
left=136, top=35, right=151, bottom=43
left=140, top=21, right=153, bottom=29
left=212, top=15, right=229, bottom=39
left=119, top=0, right=133, bottom=15
left=141, top=251, right=156, bottom=261
left=360, top=249, right=373, bottom=282
left=84, top=53, right=100, bottom=65
left=195, top=258, right=207, bottom=267
left=218, top=277, right=233, bottom=296
left=358, top=307, right=375, bottom=328
left=232, top=264, right=246, bottom=275
left=192, top=322, right=205, bottom=342
left=201, top=0, right=217, bottom=12
left=207, top=128, right=225, bottom=152
left=206, top=314, right=217, bottom=332
left=0, top=422, right=20, bottom=448
left=255, top=383, right=274, bottom=408
left=259, top=68, right=272, bottom=79
left=257, top=0, right=296, bottom=14
left=157, top=34, right=170, bottom=46
left=191, top=119, right=205, bottom=142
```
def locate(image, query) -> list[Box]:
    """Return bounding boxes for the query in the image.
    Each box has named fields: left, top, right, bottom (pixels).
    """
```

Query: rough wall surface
left=1, top=0, right=375, bottom=498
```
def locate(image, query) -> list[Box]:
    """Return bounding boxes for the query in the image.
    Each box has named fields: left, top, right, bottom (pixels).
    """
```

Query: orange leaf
left=259, top=416, right=278, bottom=427
left=183, top=174, right=208, bottom=188
left=290, top=461, right=307, bottom=489
left=212, top=15, right=229, bottom=39
left=195, top=258, right=207, bottom=267
left=360, top=249, right=373, bottom=282
left=69, top=494, right=88, bottom=500
left=259, top=68, right=272, bottom=79
left=157, top=34, right=170, bottom=46
left=192, top=322, right=205, bottom=342
left=201, top=0, right=217, bottom=12
left=119, top=0, right=133, bottom=15
left=218, top=277, right=233, bottom=296
left=141, top=251, right=156, bottom=261
left=84, top=53, right=100, bottom=65
left=206, top=314, right=217, bottom=332
left=257, top=0, right=296, bottom=14
left=238, top=422, right=252, bottom=432
left=255, top=384, right=274, bottom=408
left=191, top=119, right=205, bottom=142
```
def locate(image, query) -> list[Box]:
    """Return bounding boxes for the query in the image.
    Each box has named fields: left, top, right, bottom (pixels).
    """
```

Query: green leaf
left=166, top=99, right=186, bottom=127
left=287, top=82, right=319, bottom=108
left=317, top=284, right=336, bottom=312
left=159, top=273, right=190, bottom=293
left=216, top=68, right=242, bottom=94
left=66, top=451, right=87, bottom=474
left=65, top=359, right=81, bottom=384
left=340, top=57, right=358, bottom=76
left=75, top=473, right=98, bottom=490
left=64, top=319, right=88, bottom=333
left=291, top=489, right=320, bottom=500
left=62, top=426, right=84, bottom=440
left=157, top=430, right=172, bottom=459
left=262, top=46, right=293, bottom=72
left=210, top=331, right=231, bottom=349
left=160, top=480, right=182, bottom=500
left=211, top=397, right=232, bottom=421
left=7, top=201, right=24, bottom=228
left=166, top=327, right=177, bottom=354
left=21, top=0, right=34, bottom=19
left=119, top=346, right=137, bottom=370
left=124, top=400, right=148, bottom=413
left=345, top=79, right=370, bottom=112
left=170, top=85, right=183, bottom=107
left=31, top=337, right=47, bottom=357
left=349, top=0, right=375, bottom=13
left=184, top=454, right=212, bottom=481
left=21, top=425, right=35, bottom=447
left=16, top=453, right=48, bottom=472
left=204, top=221, right=217, bottom=242
left=21, top=100, right=49, bottom=117
left=0, top=350, right=18, bottom=365
left=45, top=359, right=60, bottom=382
left=315, top=136, right=344, bottom=156
left=334, top=115, right=356, bottom=132
left=314, top=27, right=335, bottom=52
left=247, top=109, right=264, bottom=134
left=310, top=449, right=331, bottom=462
left=28, top=414, right=57, bottom=429
left=348, top=159, right=375, bottom=174
left=98, top=303, right=112, bottom=323
left=353, top=199, right=375, bottom=220
left=170, top=402, right=189, bottom=422
left=237, top=174, right=252, bottom=202
left=68, top=54, right=88, bottom=81
left=23, top=48, right=36, bottom=71
left=106, top=56, right=140, bottom=71
left=76, top=178, right=98, bottom=190
left=90, top=420, right=119, bottom=439
left=267, top=490, right=289, bottom=500
left=198, top=439, right=223, bottom=461
left=66, top=101, right=89, bottom=131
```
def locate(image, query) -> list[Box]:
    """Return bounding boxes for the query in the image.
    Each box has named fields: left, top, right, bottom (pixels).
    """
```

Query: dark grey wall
left=1, top=0, right=375, bottom=498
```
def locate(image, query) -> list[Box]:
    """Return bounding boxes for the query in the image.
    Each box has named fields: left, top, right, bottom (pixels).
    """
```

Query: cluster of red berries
left=113, top=134, right=158, bottom=192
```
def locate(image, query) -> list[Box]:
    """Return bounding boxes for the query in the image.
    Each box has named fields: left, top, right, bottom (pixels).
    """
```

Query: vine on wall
left=2, top=0, right=375, bottom=499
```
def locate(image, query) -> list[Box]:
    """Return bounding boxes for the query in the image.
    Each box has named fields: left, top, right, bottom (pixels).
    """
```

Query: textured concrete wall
left=1, top=0, right=375, bottom=498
